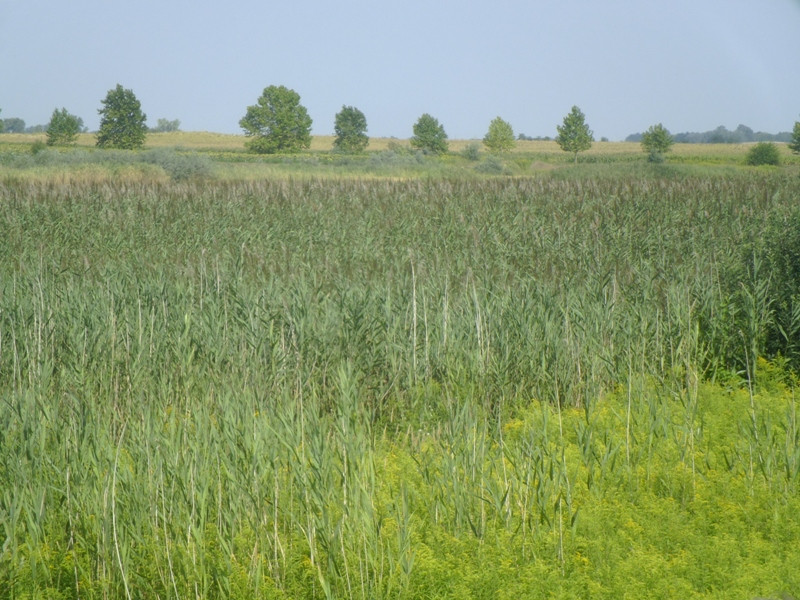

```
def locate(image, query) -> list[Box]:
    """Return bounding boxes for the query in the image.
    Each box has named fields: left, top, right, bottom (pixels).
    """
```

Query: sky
left=2, top=0, right=799, bottom=141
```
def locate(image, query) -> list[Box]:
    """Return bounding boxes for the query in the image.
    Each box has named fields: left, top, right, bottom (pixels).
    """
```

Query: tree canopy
left=151, top=118, right=181, bottom=133
left=789, top=121, right=800, bottom=155
left=745, top=142, right=780, bottom=166
left=96, top=84, right=147, bottom=149
left=556, top=106, right=593, bottom=162
left=46, top=108, right=82, bottom=146
left=483, top=117, right=515, bottom=153
left=2, top=117, right=26, bottom=134
left=640, top=123, right=674, bottom=162
left=333, top=106, right=368, bottom=153
left=240, top=85, right=312, bottom=154
left=626, top=124, right=792, bottom=144
left=411, top=114, right=448, bottom=155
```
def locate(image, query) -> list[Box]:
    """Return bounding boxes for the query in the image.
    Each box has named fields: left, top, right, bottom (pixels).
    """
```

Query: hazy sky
left=2, top=0, right=799, bottom=140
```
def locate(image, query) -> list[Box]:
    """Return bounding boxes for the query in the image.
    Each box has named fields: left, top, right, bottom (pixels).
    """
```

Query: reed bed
left=1, top=173, right=799, bottom=598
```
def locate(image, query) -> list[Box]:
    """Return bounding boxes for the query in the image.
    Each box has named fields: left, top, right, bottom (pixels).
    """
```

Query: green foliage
left=483, top=116, right=515, bottom=153
left=333, top=105, right=369, bottom=153
left=628, top=123, right=793, bottom=144
left=367, top=145, right=426, bottom=170
left=2, top=173, right=800, bottom=599
left=746, top=142, right=780, bottom=166
left=240, top=85, right=312, bottom=154
left=140, top=148, right=214, bottom=180
left=411, top=113, right=448, bottom=155
left=788, top=121, right=800, bottom=154
left=2, top=117, right=26, bottom=133
left=762, top=209, right=800, bottom=368
left=150, top=118, right=181, bottom=133
left=474, top=155, right=507, bottom=174
left=45, top=108, right=81, bottom=146
left=556, top=105, right=593, bottom=162
left=96, top=84, right=148, bottom=149
left=640, top=122, right=674, bottom=162
left=460, top=142, right=481, bottom=161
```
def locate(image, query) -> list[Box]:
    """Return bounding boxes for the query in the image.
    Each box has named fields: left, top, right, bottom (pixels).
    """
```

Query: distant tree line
left=626, top=124, right=792, bottom=144
left=4, top=90, right=798, bottom=163
left=150, top=118, right=181, bottom=133
left=0, top=117, right=87, bottom=134
left=518, top=133, right=553, bottom=141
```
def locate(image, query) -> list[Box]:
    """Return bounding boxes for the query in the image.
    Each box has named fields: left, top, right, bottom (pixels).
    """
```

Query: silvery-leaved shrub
left=140, top=148, right=214, bottom=180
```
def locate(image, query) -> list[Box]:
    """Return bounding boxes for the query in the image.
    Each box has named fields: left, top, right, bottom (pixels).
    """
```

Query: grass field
left=2, top=131, right=798, bottom=186
left=1, top=138, right=800, bottom=599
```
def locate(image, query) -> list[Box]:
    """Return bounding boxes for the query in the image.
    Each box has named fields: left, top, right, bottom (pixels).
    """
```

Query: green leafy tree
left=240, top=85, right=312, bottom=154
left=3, top=117, right=26, bottom=133
left=151, top=118, right=181, bottom=133
left=411, top=113, right=448, bottom=154
left=640, top=123, right=674, bottom=162
left=46, top=108, right=82, bottom=146
left=556, top=105, right=593, bottom=163
left=745, top=142, right=780, bottom=166
left=789, top=121, right=800, bottom=154
left=483, top=116, right=515, bottom=153
left=333, top=105, right=369, bottom=153
left=96, top=84, right=147, bottom=149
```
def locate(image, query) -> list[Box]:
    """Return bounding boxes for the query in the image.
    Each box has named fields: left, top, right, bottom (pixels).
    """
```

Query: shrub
left=140, top=148, right=214, bottom=180
left=475, top=155, right=507, bottom=174
left=30, top=140, right=47, bottom=155
left=367, top=148, right=425, bottom=170
left=745, top=142, right=780, bottom=166
left=460, top=143, right=481, bottom=161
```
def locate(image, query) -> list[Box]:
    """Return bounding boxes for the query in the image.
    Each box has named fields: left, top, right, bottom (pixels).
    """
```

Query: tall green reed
left=2, top=171, right=799, bottom=597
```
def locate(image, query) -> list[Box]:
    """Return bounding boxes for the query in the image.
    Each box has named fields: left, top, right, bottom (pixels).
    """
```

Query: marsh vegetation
left=1, top=143, right=799, bottom=598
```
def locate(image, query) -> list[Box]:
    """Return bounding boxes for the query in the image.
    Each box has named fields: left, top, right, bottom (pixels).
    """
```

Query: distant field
left=2, top=131, right=798, bottom=165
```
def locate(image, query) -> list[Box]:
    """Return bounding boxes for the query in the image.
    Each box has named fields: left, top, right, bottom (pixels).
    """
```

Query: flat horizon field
left=2, top=130, right=799, bottom=159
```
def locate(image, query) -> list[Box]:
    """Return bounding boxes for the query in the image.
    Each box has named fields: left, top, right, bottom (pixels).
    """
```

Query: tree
left=96, top=84, right=147, bottom=149
left=735, top=124, right=755, bottom=142
left=151, top=118, right=181, bottom=133
left=411, top=113, right=448, bottom=154
left=46, top=108, right=82, bottom=146
left=789, top=121, right=800, bottom=154
left=240, top=85, right=312, bottom=154
left=3, top=117, right=26, bottom=133
left=483, top=116, right=515, bottom=153
left=745, top=142, right=780, bottom=166
left=640, top=123, right=674, bottom=162
left=333, top=105, right=368, bottom=153
left=556, top=105, right=593, bottom=163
